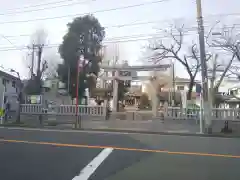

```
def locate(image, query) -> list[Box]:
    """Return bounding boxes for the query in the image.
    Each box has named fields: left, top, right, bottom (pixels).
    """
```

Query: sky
left=0, top=0, right=240, bottom=79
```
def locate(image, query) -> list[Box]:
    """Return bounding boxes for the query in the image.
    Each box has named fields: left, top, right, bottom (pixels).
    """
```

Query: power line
left=2, top=23, right=240, bottom=50
left=2, top=26, right=240, bottom=52
left=1, top=11, right=240, bottom=27
left=0, top=0, right=170, bottom=24
left=3, top=20, right=178, bottom=38
left=4, top=20, right=240, bottom=40
left=0, top=31, right=200, bottom=52
left=0, top=29, right=203, bottom=51
left=3, top=0, right=78, bottom=11
left=0, top=34, right=27, bottom=53
left=0, top=0, right=238, bottom=26
left=0, top=0, right=94, bottom=16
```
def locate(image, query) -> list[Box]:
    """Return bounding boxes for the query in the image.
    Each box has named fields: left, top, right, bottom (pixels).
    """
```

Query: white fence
left=20, top=104, right=106, bottom=116
left=165, top=107, right=240, bottom=121
left=20, top=104, right=240, bottom=121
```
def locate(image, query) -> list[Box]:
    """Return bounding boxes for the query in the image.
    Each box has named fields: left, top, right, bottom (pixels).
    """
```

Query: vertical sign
left=196, top=83, right=202, bottom=97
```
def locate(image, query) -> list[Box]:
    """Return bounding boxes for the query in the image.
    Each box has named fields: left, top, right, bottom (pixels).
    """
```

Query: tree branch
left=215, top=53, right=235, bottom=90
left=205, top=21, right=220, bottom=47
left=40, top=60, right=48, bottom=79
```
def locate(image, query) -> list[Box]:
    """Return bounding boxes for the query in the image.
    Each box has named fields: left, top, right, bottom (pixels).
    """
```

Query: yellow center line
left=1, top=139, right=240, bottom=159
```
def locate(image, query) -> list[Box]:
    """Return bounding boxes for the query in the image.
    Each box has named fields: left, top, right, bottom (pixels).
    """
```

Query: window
left=2, top=78, right=6, bottom=85
left=2, top=79, right=7, bottom=91
left=177, top=86, right=185, bottom=90
left=12, top=81, right=16, bottom=88
left=52, top=83, right=55, bottom=88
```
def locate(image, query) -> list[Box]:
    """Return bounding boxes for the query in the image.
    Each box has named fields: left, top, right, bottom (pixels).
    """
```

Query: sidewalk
left=9, top=115, right=240, bottom=137
left=79, top=119, right=200, bottom=134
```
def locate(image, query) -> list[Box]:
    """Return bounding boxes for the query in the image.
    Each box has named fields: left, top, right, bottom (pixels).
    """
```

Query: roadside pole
left=0, top=91, right=5, bottom=124
left=196, top=0, right=212, bottom=134
left=67, top=65, right=70, bottom=94
left=10, top=69, right=21, bottom=124
left=75, top=55, right=81, bottom=128
left=199, top=89, right=204, bottom=134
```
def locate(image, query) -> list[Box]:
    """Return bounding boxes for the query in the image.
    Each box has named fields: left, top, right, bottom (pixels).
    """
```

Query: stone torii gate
left=100, top=64, right=171, bottom=116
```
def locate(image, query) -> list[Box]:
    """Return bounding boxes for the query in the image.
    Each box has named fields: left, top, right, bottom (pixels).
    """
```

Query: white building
left=0, top=70, right=21, bottom=111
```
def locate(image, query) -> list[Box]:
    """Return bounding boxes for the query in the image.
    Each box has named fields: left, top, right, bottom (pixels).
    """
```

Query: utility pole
left=67, top=65, right=70, bottom=94
left=36, top=44, right=44, bottom=94
left=29, top=44, right=35, bottom=79
left=196, top=0, right=212, bottom=133
left=172, top=61, right=175, bottom=106
left=36, top=44, right=43, bottom=78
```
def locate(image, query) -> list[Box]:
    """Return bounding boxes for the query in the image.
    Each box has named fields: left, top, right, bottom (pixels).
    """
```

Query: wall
left=42, top=78, right=72, bottom=105
left=0, top=76, right=20, bottom=111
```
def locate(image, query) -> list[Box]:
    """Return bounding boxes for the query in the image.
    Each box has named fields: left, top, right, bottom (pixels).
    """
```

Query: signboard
left=26, top=95, right=42, bottom=104
left=195, top=83, right=201, bottom=97
left=119, top=70, right=131, bottom=87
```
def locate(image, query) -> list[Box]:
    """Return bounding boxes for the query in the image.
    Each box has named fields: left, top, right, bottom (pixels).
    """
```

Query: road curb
left=78, top=128, right=240, bottom=138
left=1, top=124, right=239, bottom=138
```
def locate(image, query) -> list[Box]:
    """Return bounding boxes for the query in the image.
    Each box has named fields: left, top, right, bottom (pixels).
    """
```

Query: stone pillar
left=134, top=98, right=138, bottom=110
left=103, top=100, right=107, bottom=119
left=150, top=76, right=158, bottom=117
left=152, top=94, right=158, bottom=117
left=112, top=70, right=119, bottom=112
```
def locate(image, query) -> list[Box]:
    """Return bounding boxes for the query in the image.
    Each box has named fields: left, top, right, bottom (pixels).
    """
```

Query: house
left=42, top=78, right=72, bottom=105
left=142, top=74, right=200, bottom=101
left=0, top=70, right=21, bottom=111
left=215, top=79, right=240, bottom=107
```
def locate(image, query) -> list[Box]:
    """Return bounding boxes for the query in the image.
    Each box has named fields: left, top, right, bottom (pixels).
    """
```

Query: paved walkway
left=53, top=119, right=240, bottom=135
left=17, top=114, right=240, bottom=135
left=80, top=120, right=200, bottom=133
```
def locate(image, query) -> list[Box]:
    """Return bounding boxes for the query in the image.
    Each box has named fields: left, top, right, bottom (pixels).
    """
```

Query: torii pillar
left=112, top=71, right=119, bottom=112
left=149, top=76, right=160, bottom=117
left=149, top=76, right=168, bottom=117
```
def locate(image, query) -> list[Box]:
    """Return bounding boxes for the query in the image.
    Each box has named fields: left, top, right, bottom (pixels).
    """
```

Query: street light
left=75, top=54, right=92, bottom=128
left=10, top=69, right=21, bottom=123
left=196, top=0, right=211, bottom=134
left=75, top=33, right=98, bottom=127
left=171, top=59, right=176, bottom=107
left=75, top=54, right=84, bottom=128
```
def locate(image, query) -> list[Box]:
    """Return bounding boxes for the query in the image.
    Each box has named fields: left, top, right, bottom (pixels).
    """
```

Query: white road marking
left=72, top=148, right=113, bottom=180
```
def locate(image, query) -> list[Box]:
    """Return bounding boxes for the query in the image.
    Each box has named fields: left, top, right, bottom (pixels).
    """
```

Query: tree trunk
left=187, top=80, right=194, bottom=100
left=210, top=87, right=218, bottom=107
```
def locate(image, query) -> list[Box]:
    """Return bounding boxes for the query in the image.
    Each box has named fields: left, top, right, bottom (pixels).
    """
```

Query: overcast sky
left=0, top=0, right=239, bottom=79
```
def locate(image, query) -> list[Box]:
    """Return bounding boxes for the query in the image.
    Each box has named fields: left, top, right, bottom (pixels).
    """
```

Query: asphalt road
left=0, top=127, right=240, bottom=180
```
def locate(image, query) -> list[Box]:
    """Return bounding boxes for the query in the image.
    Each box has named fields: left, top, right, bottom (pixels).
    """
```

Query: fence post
left=103, top=100, right=108, bottom=120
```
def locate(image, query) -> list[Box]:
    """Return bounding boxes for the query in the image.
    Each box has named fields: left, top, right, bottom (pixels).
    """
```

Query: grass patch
left=0, top=121, right=31, bottom=127
left=8, top=121, right=25, bottom=125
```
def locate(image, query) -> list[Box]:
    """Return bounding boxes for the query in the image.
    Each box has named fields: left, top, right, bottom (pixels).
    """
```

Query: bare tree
left=148, top=25, right=210, bottom=100
left=25, top=28, right=49, bottom=79
left=208, top=25, right=240, bottom=104
left=25, top=28, right=49, bottom=94
left=208, top=54, right=235, bottom=106
left=210, top=26, right=240, bottom=58
left=42, top=53, right=61, bottom=79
